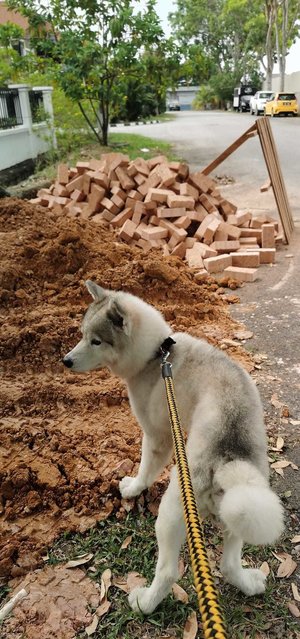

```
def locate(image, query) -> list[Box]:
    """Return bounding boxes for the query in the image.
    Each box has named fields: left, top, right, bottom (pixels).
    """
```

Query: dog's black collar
left=156, top=336, right=176, bottom=359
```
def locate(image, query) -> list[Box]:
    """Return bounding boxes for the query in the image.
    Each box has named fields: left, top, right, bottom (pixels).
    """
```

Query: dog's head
left=62, top=281, right=169, bottom=377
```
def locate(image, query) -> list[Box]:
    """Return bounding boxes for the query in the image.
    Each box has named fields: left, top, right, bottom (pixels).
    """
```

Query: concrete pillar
left=32, top=85, right=57, bottom=148
left=8, top=84, right=32, bottom=130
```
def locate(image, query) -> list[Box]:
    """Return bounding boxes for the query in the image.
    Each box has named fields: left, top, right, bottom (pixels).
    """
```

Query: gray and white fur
left=63, top=281, right=284, bottom=614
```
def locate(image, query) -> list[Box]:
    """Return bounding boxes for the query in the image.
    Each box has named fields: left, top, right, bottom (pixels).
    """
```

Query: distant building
left=166, top=85, right=200, bottom=111
left=262, top=71, right=300, bottom=103
left=0, top=0, right=31, bottom=55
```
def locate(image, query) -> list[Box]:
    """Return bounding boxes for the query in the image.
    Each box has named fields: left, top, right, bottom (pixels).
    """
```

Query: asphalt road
left=117, top=110, right=300, bottom=221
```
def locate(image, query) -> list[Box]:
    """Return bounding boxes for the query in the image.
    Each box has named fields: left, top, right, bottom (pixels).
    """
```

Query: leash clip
left=159, top=336, right=176, bottom=379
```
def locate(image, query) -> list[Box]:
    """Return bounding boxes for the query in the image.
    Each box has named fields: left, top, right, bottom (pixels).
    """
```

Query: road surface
left=116, top=110, right=300, bottom=221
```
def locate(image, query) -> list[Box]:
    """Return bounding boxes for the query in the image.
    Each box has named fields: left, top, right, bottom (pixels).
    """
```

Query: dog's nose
left=62, top=357, right=73, bottom=368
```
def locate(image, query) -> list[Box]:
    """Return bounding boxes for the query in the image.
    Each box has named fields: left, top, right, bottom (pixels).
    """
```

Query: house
left=0, top=0, right=31, bottom=55
left=166, top=85, right=200, bottom=111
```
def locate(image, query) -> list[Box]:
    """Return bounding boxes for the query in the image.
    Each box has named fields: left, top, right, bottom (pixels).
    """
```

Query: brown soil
left=0, top=198, right=253, bottom=583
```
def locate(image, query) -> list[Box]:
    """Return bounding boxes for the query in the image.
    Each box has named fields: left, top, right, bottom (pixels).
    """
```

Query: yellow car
left=264, top=92, right=298, bottom=117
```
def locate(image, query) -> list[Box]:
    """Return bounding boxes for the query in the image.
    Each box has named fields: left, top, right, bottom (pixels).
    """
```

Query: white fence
left=0, top=84, right=56, bottom=171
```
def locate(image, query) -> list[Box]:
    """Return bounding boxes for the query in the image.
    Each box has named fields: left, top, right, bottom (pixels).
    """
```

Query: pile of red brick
left=30, top=152, right=282, bottom=283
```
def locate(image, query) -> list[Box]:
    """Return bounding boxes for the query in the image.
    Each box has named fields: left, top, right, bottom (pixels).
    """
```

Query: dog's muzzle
left=62, top=357, right=73, bottom=368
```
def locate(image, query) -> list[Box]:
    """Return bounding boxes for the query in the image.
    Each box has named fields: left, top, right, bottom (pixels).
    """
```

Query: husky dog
left=63, top=281, right=284, bottom=614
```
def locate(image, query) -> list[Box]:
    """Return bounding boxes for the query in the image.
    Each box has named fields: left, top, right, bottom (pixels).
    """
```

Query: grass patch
left=24, top=132, right=178, bottom=187
left=44, top=510, right=299, bottom=639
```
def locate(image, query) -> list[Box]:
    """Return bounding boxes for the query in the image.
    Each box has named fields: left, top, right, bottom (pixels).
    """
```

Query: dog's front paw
left=119, top=476, right=144, bottom=499
left=128, top=586, right=155, bottom=614
left=240, top=568, right=266, bottom=596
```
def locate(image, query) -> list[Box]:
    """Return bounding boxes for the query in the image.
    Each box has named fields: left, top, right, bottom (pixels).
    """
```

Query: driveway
left=117, top=110, right=300, bottom=221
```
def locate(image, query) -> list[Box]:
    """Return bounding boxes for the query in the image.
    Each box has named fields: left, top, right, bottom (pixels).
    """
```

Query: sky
left=141, top=0, right=300, bottom=74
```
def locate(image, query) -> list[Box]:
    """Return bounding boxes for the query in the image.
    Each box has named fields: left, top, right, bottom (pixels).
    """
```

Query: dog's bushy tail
left=216, top=461, right=284, bottom=545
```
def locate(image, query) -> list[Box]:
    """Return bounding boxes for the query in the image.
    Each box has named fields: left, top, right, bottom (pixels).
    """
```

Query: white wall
left=0, top=84, right=56, bottom=171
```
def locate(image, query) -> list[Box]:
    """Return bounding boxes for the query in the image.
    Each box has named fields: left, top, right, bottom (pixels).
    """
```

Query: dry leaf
left=178, top=559, right=186, bottom=579
left=112, top=576, right=129, bottom=593
left=121, top=535, right=132, bottom=550
left=276, top=436, right=284, bottom=450
left=271, top=460, right=290, bottom=469
left=172, top=583, right=189, bottom=603
left=85, top=614, right=99, bottom=636
left=277, top=555, right=297, bottom=578
left=290, top=462, right=299, bottom=470
left=126, top=571, right=147, bottom=592
left=65, top=553, right=94, bottom=568
left=260, top=562, right=270, bottom=576
left=287, top=601, right=300, bottom=618
left=292, top=583, right=300, bottom=603
left=100, top=569, right=112, bottom=602
left=291, top=535, right=300, bottom=544
left=290, top=419, right=300, bottom=426
left=96, top=598, right=111, bottom=617
left=183, top=611, right=198, bottom=639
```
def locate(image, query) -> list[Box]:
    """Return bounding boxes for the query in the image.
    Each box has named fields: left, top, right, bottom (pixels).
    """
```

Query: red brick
left=137, top=172, right=161, bottom=196
left=224, top=266, right=258, bottom=282
left=210, top=240, right=240, bottom=254
left=218, top=221, right=242, bottom=240
left=147, top=188, right=173, bottom=204
left=70, top=189, right=85, bottom=203
left=167, top=194, right=195, bottom=209
left=76, top=161, right=90, bottom=174
left=232, top=252, right=260, bottom=268
left=57, top=163, right=69, bottom=185
left=235, top=211, right=252, bottom=226
left=218, top=199, right=237, bottom=217
left=199, top=193, right=219, bottom=214
left=157, top=206, right=186, bottom=218
left=65, top=175, right=84, bottom=194
left=189, top=171, right=215, bottom=193
left=111, top=207, right=133, bottom=228
left=93, top=172, right=109, bottom=189
left=185, top=245, right=204, bottom=268
left=147, top=155, right=168, bottom=170
left=261, top=224, right=275, bottom=248
left=173, top=216, right=191, bottom=229
left=118, top=219, right=137, bottom=241
left=245, top=248, right=275, bottom=264
left=115, top=166, right=135, bottom=191
left=203, top=254, right=232, bottom=273
left=179, top=182, right=199, bottom=199
left=141, top=225, right=169, bottom=241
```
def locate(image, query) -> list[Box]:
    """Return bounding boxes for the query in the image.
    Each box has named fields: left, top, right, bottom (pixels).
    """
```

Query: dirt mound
left=0, top=198, right=252, bottom=582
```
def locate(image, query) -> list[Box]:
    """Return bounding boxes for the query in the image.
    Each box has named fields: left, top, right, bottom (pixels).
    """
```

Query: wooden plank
left=256, top=118, right=293, bottom=243
left=201, top=123, right=257, bottom=175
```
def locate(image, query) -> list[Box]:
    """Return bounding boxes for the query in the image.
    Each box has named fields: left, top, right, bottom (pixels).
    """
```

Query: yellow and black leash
left=160, top=339, right=227, bottom=639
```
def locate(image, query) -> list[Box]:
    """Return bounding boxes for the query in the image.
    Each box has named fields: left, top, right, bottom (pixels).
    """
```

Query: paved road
left=117, top=110, right=300, bottom=220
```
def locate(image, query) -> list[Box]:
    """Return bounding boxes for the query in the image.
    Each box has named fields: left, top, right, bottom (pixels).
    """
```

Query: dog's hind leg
left=220, top=531, right=266, bottom=595
left=128, top=467, right=186, bottom=614
left=120, top=432, right=173, bottom=499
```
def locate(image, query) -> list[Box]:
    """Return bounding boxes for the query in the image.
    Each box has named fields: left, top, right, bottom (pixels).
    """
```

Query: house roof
left=0, top=1, right=29, bottom=31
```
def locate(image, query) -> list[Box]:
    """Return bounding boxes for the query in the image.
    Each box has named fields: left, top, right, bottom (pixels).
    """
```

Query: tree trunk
left=264, top=0, right=276, bottom=90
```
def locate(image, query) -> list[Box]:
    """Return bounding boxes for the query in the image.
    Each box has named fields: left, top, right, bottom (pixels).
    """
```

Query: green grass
left=43, top=510, right=299, bottom=639
left=25, top=132, right=178, bottom=186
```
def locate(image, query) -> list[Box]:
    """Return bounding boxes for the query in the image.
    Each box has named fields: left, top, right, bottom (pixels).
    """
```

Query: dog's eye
left=91, top=338, right=101, bottom=346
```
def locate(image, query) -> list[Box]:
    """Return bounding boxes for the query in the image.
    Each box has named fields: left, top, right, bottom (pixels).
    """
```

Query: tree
left=169, top=0, right=264, bottom=105
left=9, top=0, right=175, bottom=145
left=170, top=0, right=300, bottom=97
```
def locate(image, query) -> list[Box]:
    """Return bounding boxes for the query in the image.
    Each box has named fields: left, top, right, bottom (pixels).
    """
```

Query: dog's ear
left=107, top=299, right=130, bottom=334
left=85, top=280, right=107, bottom=302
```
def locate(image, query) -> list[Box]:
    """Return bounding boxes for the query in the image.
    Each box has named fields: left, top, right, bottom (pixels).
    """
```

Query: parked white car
left=249, top=91, right=273, bottom=115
